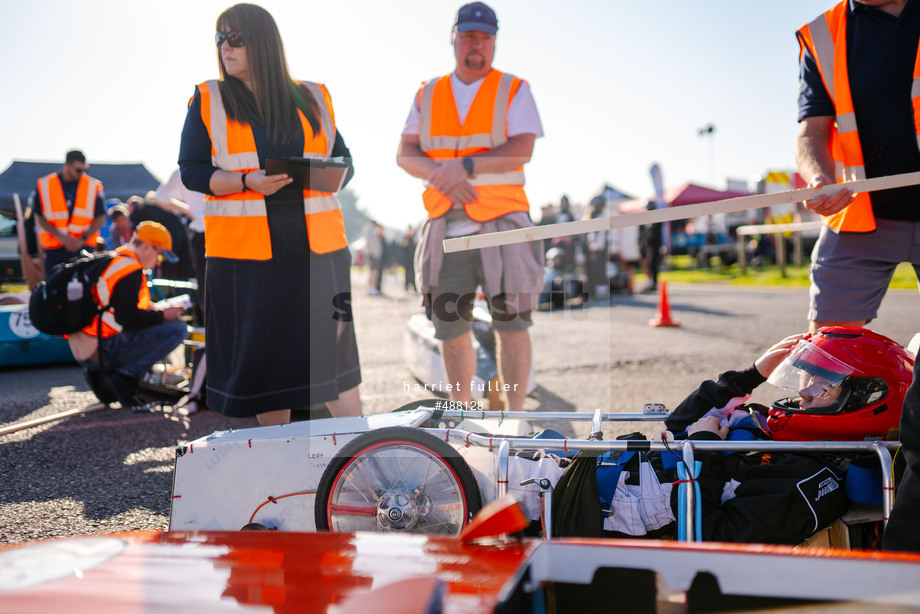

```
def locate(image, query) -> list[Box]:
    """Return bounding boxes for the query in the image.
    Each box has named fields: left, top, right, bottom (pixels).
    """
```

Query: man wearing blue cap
left=70, top=220, right=188, bottom=407
left=397, top=2, right=544, bottom=412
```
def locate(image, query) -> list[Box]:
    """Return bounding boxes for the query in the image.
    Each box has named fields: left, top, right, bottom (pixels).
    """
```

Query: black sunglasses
left=215, top=31, right=246, bottom=48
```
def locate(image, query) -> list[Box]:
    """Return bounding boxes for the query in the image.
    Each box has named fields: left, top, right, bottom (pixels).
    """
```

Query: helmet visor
left=767, top=340, right=855, bottom=410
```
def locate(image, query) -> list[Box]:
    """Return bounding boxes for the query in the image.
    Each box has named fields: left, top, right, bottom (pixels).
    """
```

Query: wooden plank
left=13, top=193, right=45, bottom=289
left=0, top=403, right=109, bottom=437
left=443, top=171, right=920, bottom=253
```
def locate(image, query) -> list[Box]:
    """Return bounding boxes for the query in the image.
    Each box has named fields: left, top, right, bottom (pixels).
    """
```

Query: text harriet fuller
left=404, top=381, right=519, bottom=393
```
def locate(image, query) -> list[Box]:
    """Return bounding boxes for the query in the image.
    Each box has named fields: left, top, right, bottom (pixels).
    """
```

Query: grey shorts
left=809, top=218, right=920, bottom=322
left=428, top=248, right=534, bottom=341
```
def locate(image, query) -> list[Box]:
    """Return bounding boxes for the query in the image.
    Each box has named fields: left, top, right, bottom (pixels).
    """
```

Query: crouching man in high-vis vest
left=397, top=2, right=544, bottom=411
left=795, top=0, right=920, bottom=333
left=70, top=221, right=188, bottom=407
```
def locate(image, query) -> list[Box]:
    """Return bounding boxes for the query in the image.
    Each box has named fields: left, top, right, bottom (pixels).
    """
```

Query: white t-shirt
left=402, top=72, right=544, bottom=137
left=155, top=169, right=207, bottom=233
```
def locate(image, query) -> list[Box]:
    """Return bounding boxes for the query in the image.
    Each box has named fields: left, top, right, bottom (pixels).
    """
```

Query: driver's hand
left=754, top=333, right=808, bottom=378
left=688, top=415, right=729, bottom=439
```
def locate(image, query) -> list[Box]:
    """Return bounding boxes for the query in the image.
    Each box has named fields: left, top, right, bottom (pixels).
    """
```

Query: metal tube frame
left=427, top=409, right=671, bottom=423
left=681, top=441, right=698, bottom=542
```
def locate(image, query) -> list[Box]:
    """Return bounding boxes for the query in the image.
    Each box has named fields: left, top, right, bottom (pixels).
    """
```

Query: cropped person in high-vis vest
left=795, top=0, right=920, bottom=332
left=396, top=2, right=544, bottom=412
left=71, top=221, right=188, bottom=408
left=31, top=150, right=107, bottom=272
left=179, top=3, right=362, bottom=425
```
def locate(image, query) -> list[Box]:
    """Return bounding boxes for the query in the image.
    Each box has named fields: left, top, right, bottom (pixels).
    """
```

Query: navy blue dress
left=179, top=87, right=360, bottom=417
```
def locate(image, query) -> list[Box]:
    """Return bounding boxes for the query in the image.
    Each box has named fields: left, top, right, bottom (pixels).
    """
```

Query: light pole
left=697, top=123, right=716, bottom=184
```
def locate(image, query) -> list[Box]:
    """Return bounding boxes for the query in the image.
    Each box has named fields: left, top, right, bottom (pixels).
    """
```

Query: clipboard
left=265, top=157, right=349, bottom=193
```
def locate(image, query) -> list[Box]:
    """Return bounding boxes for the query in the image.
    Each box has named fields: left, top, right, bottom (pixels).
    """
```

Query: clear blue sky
left=0, top=0, right=834, bottom=228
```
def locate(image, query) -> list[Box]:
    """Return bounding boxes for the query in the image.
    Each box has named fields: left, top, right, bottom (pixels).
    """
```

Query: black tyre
left=315, top=426, right=482, bottom=535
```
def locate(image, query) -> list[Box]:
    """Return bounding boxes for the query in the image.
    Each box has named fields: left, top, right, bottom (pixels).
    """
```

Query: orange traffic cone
left=649, top=280, right=680, bottom=327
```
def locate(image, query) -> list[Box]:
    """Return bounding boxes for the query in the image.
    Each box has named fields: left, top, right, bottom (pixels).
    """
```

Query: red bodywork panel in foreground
left=0, top=530, right=536, bottom=614
left=3, top=531, right=920, bottom=613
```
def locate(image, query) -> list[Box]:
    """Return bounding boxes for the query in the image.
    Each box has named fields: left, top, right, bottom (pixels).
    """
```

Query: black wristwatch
left=462, top=156, right=475, bottom=177
left=240, top=172, right=249, bottom=192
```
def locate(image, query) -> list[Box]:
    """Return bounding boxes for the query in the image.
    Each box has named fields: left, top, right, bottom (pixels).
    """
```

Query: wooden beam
left=442, top=171, right=920, bottom=253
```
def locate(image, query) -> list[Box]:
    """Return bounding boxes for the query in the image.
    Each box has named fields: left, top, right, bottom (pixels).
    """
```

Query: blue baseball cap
left=455, top=2, right=498, bottom=35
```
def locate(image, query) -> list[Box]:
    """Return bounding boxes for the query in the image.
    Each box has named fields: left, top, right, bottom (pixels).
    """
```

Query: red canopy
left=617, top=182, right=750, bottom=214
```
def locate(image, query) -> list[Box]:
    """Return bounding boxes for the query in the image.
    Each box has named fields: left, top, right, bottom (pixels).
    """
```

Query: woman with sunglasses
left=179, top=3, right=362, bottom=425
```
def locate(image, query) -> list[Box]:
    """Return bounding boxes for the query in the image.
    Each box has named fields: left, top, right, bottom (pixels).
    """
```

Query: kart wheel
left=315, top=426, right=482, bottom=535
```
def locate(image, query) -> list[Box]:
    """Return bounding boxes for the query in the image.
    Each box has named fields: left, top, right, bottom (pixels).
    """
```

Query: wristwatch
left=240, top=172, right=249, bottom=192
left=462, top=157, right=475, bottom=177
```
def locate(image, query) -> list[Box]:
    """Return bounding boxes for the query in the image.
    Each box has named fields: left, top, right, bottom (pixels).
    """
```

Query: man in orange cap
left=70, top=220, right=188, bottom=406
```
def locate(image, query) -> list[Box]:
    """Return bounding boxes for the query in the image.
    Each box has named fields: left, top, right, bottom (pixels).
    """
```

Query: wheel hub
left=376, top=492, right=418, bottom=531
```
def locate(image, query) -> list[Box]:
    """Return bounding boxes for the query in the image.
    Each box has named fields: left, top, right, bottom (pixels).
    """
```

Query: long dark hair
left=216, top=4, right=320, bottom=143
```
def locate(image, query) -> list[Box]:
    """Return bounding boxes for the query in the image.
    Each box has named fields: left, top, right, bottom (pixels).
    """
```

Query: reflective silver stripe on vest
left=204, top=80, right=260, bottom=171
left=836, top=112, right=858, bottom=134
left=302, top=81, right=336, bottom=156
left=99, top=310, right=121, bottom=333
left=204, top=196, right=338, bottom=217
left=203, top=200, right=268, bottom=217
left=469, top=171, right=525, bottom=186
left=491, top=73, right=514, bottom=146
left=418, top=78, right=438, bottom=152
left=808, top=14, right=836, bottom=104
left=424, top=134, right=496, bottom=151
left=303, top=194, right=341, bottom=215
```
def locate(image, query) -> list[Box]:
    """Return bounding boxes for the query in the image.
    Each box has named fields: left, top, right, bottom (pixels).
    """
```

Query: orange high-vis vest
left=798, top=1, right=920, bottom=233
left=418, top=69, right=530, bottom=221
left=197, top=80, right=347, bottom=260
left=36, top=173, right=103, bottom=250
left=82, top=246, right=150, bottom=339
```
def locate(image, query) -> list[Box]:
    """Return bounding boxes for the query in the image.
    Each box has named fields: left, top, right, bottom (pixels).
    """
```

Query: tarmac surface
left=1, top=270, right=917, bottom=545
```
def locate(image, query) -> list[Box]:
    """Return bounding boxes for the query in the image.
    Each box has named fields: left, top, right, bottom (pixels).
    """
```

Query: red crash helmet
left=765, top=327, right=914, bottom=441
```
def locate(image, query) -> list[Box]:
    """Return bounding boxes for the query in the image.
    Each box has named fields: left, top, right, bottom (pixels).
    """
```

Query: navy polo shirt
left=798, top=0, right=920, bottom=221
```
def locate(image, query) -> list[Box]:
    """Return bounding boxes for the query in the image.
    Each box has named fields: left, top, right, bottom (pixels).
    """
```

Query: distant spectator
left=584, top=196, right=609, bottom=300
left=549, top=195, right=575, bottom=272
left=108, top=204, right=134, bottom=249
left=401, top=225, right=418, bottom=293
left=638, top=201, right=663, bottom=293
left=538, top=203, right=556, bottom=226
left=364, top=220, right=385, bottom=296
left=30, top=149, right=106, bottom=272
